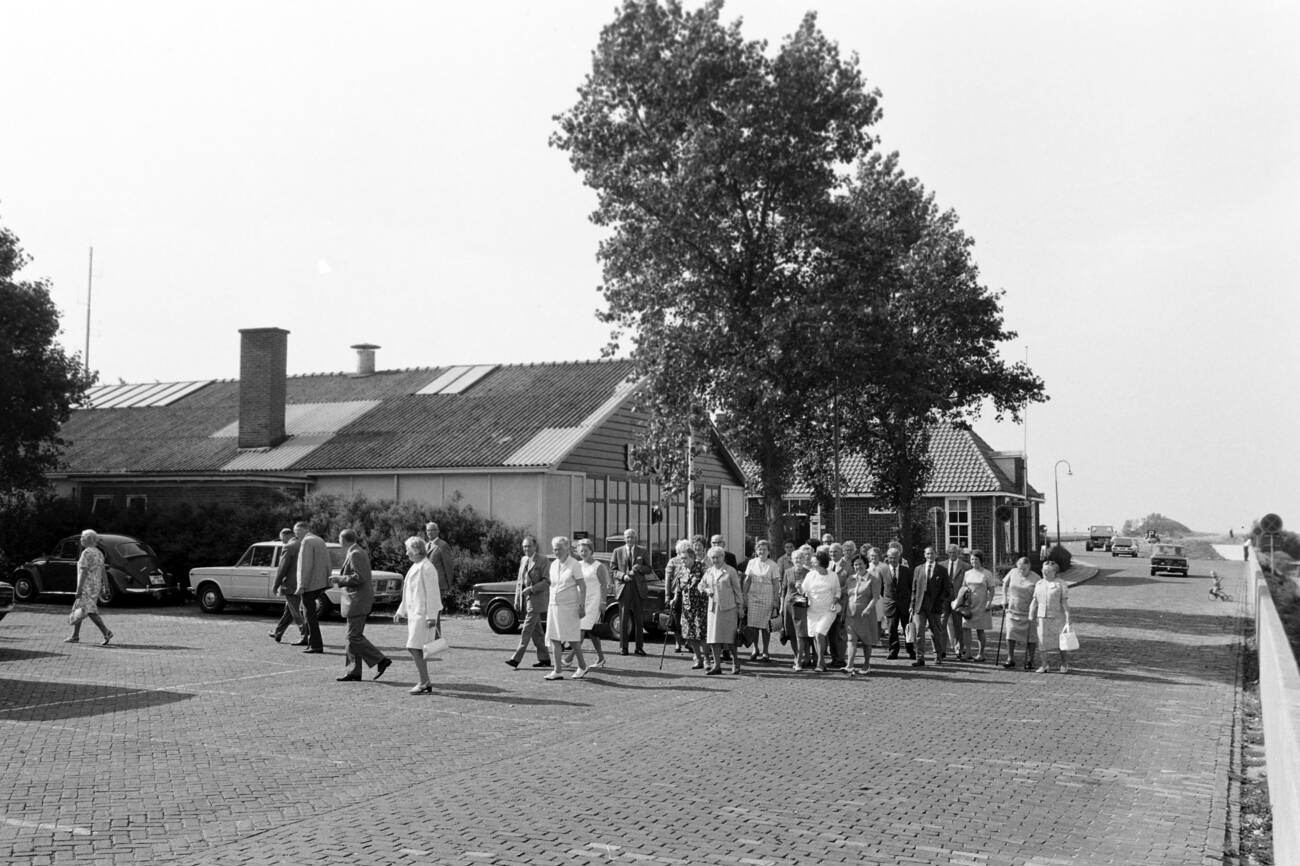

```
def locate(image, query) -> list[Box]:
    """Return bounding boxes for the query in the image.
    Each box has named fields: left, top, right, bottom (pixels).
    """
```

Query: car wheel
left=12, top=573, right=39, bottom=602
left=196, top=582, right=225, bottom=614
left=486, top=601, right=519, bottom=634
left=97, top=579, right=118, bottom=606
left=1150, top=568, right=1158, bottom=576
left=603, top=607, right=623, bottom=644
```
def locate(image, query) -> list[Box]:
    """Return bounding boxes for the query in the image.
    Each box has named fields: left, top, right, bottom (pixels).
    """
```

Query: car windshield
left=1092, top=526, right=1115, bottom=534
left=1114, top=537, right=1134, bottom=544
left=1153, top=545, right=1184, bottom=556
left=116, top=541, right=155, bottom=561
left=329, top=548, right=345, bottom=570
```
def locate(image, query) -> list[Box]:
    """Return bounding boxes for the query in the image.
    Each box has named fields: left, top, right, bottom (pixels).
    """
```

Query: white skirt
left=406, top=617, right=438, bottom=650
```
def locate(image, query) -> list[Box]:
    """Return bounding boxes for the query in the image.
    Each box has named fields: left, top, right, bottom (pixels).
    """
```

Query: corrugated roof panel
left=220, top=436, right=332, bottom=472
left=503, top=427, right=587, bottom=466
left=147, top=380, right=211, bottom=407
left=84, top=380, right=213, bottom=409
left=123, top=382, right=174, bottom=405
left=95, top=383, right=155, bottom=409
left=210, top=401, right=379, bottom=438
left=440, top=364, right=497, bottom=395
left=416, top=366, right=470, bottom=395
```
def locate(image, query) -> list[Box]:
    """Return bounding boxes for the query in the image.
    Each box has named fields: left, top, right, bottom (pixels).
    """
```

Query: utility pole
left=84, top=246, right=93, bottom=374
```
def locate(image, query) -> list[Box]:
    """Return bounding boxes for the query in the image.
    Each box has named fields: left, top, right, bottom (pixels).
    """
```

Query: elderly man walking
left=506, top=534, right=552, bottom=669
left=424, top=521, right=456, bottom=599
left=613, top=528, right=652, bottom=656
left=333, top=529, right=392, bottom=682
left=269, top=528, right=307, bottom=645
left=295, top=522, right=330, bottom=654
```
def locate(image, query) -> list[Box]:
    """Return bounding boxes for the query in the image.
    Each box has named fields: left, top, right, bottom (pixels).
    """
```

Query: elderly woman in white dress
left=1029, top=561, right=1072, bottom=673
left=395, top=536, right=443, bottom=694
left=802, top=549, right=842, bottom=673
left=563, top=538, right=610, bottom=670
left=700, top=546, right=744, bottom=675
left=66, top=529, right=114, bottom=645
left=544, top=536, right=589, bottom=680
left=958, top=550, right=1000, bottom=661
left=742, top=539, right=782, bottom=662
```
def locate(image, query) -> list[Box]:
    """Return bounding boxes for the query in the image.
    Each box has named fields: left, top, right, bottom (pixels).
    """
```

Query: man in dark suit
left=881, top=548, right=913, bottom=659
left=506, top=534, right=551, bottom=669
left=333, top=529, right=391, bottom=682
left=612, top=528, right=652, bottom=656
left=295, top=522, right=330, bottom=654
left=909, top=546, right=951, bottom=667
left=941, top=544, right=969, bottom=659
left=424, top=521, right=456, bottom=599
left=269, top=528, right=307, bottom=645
left=709, top=534, right=739, bottom=569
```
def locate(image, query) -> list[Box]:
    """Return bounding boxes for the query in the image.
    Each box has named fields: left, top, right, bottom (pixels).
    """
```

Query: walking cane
left=994, top=602, right=1007, bottom=667
left=659, top=620, right=670, bottom=670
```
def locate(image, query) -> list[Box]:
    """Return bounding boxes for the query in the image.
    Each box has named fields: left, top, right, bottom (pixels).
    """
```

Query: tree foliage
left=554, top=1, right=1045, bottom=551
left=0, top=216, right=96, bottom=497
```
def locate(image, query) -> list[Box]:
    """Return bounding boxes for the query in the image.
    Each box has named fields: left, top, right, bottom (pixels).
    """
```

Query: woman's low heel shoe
left=705, top=667, right=723, bottom=675
left=408, top=682, right=433, bottom=694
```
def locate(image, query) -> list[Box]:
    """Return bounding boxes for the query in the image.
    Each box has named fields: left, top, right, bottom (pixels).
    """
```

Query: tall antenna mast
left=84, top=246, right=93, bottom=375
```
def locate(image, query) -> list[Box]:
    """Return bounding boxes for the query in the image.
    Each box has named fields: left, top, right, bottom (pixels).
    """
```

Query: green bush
left=1045, top=543, right=1073, bottom=572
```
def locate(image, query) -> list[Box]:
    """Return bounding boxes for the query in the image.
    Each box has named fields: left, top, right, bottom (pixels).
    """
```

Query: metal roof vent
left=351, top=343, right=380, bottom=377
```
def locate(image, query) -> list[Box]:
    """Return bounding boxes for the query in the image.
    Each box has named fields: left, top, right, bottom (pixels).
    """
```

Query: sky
left=2, top=0, right=1297, bottom=534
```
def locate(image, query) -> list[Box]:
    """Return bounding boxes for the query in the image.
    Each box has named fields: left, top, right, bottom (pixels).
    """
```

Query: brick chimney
left=238, top=328, right=288, bottom=449
left=351, top=343, right=379, bottom=376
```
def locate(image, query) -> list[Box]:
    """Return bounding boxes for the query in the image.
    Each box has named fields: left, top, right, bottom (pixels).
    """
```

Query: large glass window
left=946, top=498, right=970, bottom=549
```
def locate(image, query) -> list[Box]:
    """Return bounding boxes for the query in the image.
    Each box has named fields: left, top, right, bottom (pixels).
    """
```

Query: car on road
left=10, top=534, right=180, bottom=605
left=470, top=552, right=668, bottom=640
left=1084, top=525, right=1116, bottom=552
left=0, top=578, right=13, bottom=622
left=1150, top=543, right=1189, bottom=577
left=1111, top=537, right=1140, bottom=557
left=189, top=541, right=403, bottom=617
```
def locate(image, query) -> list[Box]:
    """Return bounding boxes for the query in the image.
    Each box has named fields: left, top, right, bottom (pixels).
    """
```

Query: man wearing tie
left=333, top=529, right=392, bottom=682
left=909, top=546, right=951, bottom=667
left=881, top=548, right=913, bottom=659
left=941, top=543, right=969, bottom=659
left=424, top=521, right=456, bottom=600
left=506, top=534, right=551, bottom=669
left=612, top=528, right=652, bottom=656
left=294, top=521, right=330, bottom=654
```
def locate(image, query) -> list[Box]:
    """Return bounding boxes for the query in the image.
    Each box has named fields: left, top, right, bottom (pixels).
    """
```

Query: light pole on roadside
left=1054, top=459, right=1073, bottom=546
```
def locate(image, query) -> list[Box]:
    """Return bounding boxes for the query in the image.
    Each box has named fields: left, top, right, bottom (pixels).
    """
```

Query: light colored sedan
left=190, top=541, right=402, bottom=616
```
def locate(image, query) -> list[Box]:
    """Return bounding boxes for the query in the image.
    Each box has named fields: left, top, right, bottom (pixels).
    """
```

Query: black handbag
left=792, top=593, right=809, bottom=608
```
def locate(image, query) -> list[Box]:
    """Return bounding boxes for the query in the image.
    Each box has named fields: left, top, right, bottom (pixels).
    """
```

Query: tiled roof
left=740, top=425, right=1041, bottom=499
left=56, top=360, right=640, bottom=476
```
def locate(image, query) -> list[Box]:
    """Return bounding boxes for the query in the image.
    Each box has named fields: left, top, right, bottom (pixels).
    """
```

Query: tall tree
left=0, top=216, right=96, bottom=497
left=552, top=0, right=881, bottom=541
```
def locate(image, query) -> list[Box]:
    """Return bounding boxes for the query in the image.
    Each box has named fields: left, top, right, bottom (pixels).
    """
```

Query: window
left=91, top=495, right=113, bottom=515
left=946, top=498, right=970, bottom=549
left=126, top=494, right=147, bottom=513
left=247, top=545, right=276, bottom=568
left=56, top=539, right=82, bottom=560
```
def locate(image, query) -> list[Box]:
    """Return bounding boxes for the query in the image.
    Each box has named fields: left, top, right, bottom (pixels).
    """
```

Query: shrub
left=1045, top=543, right=1072, bottom=572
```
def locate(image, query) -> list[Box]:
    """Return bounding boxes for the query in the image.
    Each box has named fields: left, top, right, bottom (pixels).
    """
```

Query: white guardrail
left=1246, top=550, right=1300, bottom=864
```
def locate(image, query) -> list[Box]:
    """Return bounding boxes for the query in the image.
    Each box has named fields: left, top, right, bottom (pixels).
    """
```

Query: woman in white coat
left=395, top=536, right=443, bottom=694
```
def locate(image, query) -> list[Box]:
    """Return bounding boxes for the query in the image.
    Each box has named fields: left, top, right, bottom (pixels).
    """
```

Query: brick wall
left=237, top=327, right=288, bottom=449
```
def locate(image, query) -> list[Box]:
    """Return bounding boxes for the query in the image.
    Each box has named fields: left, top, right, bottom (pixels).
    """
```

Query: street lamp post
left=1053, top=459, right=1073, bottom=546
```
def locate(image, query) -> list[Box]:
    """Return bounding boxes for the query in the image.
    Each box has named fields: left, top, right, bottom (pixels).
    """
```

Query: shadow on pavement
left=1093, top=606, right=1238, bottom=636
left=427, top=682, right=591, bottom=708
left=0, top=647, right=63, bottom=663
left=0, top=677, right=194, bottom=721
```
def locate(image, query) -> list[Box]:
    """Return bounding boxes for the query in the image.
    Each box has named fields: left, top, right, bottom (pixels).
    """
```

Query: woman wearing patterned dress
left=700, top=547, right=744, bottom=675
left=1029, top=561, right=1072, bottom=673
left=66, top=530, right=113, bottom=645
left=957, top=551, right=1000, bottom=661
left=781, top=546, right=813, bottom=670
left=1001, top=557, right=1040, bottom=670
left=843, top=553, right=880, bottom=675
left=671, top=541, right=709, bottom=669
left=742, top=540, right=781, bottom=662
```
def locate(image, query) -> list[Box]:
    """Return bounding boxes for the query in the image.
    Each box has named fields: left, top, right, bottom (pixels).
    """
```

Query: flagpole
left=84, top=246, right=93, bottom=374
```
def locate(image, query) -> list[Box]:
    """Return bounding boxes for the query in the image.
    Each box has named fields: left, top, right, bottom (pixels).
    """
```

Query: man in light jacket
left=333, top=529, right=391, bottom=682
left=295, top=522, right=330, bottom=654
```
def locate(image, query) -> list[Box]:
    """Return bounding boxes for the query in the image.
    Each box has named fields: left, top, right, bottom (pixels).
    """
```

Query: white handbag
left=422, top=636, right=450, bottom=660
left=1059, top=623, right=1079, bottom=652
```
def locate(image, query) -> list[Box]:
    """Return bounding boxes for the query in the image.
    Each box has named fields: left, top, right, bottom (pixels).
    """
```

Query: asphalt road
left=0, top=550, right=1247, bottom=864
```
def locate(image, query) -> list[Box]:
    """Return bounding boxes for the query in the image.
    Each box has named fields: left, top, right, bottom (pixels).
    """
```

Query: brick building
left=743, top=425, right=1043, bottom=569
left=50, top=328, right=747, bottom=559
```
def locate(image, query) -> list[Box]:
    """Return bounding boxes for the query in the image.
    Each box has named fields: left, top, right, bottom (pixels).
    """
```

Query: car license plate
left=150, top=575, right=167, bottom=586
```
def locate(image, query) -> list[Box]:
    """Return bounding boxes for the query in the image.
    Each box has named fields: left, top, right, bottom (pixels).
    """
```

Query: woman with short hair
left=781, top=546, right=813, bottom=670
left=700, top=546, right=744, bottom=675
left=670, top=539, right=709, bottom=669
left=66, top=530, right=113, bottom=645
left=958, top=550, right=1000, bottom=661
left=1001, top=557, right=1039, bottom=670
left=843, top=553, right=880, bottom=675
left=395, top=536, right=443, bottom=694
left=801, top=549, right=842, bottom=673
left=565, top=538, right=610, bottom=669
left=742, top=539, right=781, bottom=662
left=1029, top=561, right=1072, bottom=673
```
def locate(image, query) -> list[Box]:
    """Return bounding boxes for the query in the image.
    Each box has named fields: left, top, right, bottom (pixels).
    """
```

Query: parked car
left=10, top=534, right=180, bottom=605
left=189, top=541, right=403, bottom=617
left=0, top=578, right=14, bottom=622
left=1110, top=537, right=1140, bottom=557
left=470, top=552, right=667, bottom=639
left=1084, top=525, right=1116, bottom=552
left=1150, top=543, right=1189, bottom=577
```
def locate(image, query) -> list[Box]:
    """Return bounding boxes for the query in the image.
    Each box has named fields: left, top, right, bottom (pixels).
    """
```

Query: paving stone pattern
left=0, top=555, right=1246, bottom=864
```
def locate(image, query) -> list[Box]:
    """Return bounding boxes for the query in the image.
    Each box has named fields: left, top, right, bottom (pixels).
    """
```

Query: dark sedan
left=10, top=534, right=181, bottom=605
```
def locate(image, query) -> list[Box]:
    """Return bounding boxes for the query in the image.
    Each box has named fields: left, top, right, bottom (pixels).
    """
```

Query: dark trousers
left=274, top=593, right=306, bottom=638
left=510, top=605, right=550, bottom=663
left=912, top=610, right=946, bottom=660
left=826, top=615, right=846, bottom=665
left=300, top=589, right=325, bottom=650
left=886, top=610, right=912, bottom=655
left=344, top=614, right=387, bottom=676
left=619, top=595, right=644, bottom=652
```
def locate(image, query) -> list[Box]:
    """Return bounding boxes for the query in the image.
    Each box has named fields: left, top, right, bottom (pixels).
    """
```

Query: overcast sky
left=2, top=0, right=1296, bottom=534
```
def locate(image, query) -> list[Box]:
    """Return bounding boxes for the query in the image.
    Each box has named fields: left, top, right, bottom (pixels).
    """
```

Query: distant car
left=1084, top=525, right=1116, bottom=552
left=470, top=552, right=666, bottom=638
left=0, top=579, right=13, bottom=622
left=1150, top=543, right=1189, bottom=577
left=1110, top=537, right=1139, bottom=557
left=10, top=534, right=180, bottom=605
left=189, top=541, right=403, bottom=617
